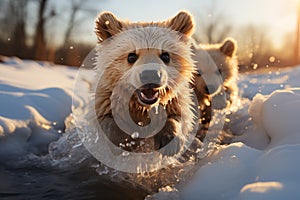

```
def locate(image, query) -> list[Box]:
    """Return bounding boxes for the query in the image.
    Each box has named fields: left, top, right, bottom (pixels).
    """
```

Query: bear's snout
left=140, top=69, right=162, bottom=86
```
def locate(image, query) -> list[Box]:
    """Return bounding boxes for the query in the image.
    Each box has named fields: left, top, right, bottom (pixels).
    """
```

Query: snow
left=0, top=58, right=88, bottom=162
left=179, top=70, right=300, bottom=200
left=1, top=56, right=300, bottom=199
left=150, top=65, right=300, bottom=199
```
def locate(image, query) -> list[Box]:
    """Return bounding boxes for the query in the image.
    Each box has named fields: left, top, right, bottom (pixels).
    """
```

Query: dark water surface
left=0, top=166, right=147, bottom=200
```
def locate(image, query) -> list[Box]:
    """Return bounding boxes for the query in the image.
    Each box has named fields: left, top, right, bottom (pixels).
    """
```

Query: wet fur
left=192, top=38, right=239, bottom=140
left=93, top=11, right=197, bottom=156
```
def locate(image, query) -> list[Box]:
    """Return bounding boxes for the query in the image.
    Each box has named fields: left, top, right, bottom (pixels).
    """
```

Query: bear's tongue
left=140, top=88, right=158, bottom=101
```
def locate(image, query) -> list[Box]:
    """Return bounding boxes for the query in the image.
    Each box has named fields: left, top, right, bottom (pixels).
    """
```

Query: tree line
left=0, top=0, right=97, bottom=66
left=0, top=0, right=299, bottom=71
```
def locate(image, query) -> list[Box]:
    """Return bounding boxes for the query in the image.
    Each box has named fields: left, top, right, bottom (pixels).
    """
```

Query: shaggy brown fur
left=192, top=38, right=239, bottom=140
left=93, top=11, right=197, bottom=156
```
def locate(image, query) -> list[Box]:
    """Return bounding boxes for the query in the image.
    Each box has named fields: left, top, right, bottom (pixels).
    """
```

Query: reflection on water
left=0, top=166, right=147, bottom=200
left=0, top=101, right=238, bottom=200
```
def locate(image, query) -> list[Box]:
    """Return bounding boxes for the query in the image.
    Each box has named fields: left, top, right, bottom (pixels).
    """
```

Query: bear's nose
left=140, top=70, right=161, bottom=85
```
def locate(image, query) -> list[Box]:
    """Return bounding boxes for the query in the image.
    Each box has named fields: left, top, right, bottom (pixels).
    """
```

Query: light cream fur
left=93, top=11, right=197, bottom=156
left=192, top=38, right=239, bottom=140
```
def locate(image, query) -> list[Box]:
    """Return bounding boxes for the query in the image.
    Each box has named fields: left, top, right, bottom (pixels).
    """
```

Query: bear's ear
left=167, top=11, right=194, bottom=36
left=220, top=38, right=237, bottom=57
left=95, top=12, right=123, bottom=42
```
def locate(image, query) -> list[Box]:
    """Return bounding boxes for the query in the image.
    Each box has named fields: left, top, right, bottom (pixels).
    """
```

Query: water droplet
left=138, top=121, right=143, bottom=126
left=96, top=166, right=109, bottom=175
left=119, top=143, right=125, bottom=147
left=52, top=122, right=57, bottom=126
left=204, top=99, right=210, bottom=106
left=69, top=46, right=74, bottom=50
left=126, top=142, right=131, bottom=147
left=252, top=63, right=258, bottom=70
left=269, top=56, right=275, bottom=63
left=58, top=130, right=62, bottom=133
left=225, top=118, right=230, bottom=122
left=122, top=151, right=130, bottom=157
left=72, top=142, right=82, bottom=149
left=155, top=105, right=159, bottom=114
left=131, top=132, right=139, bottom=139
left=94, top=134, right=99, bottom=143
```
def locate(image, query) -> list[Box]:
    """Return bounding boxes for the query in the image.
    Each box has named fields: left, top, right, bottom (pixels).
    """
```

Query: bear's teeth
left=141, top=91, right=158, bottom=100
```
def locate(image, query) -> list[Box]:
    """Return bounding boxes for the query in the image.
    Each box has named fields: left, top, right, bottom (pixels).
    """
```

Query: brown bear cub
left=93, top=11, right=198, bottom=156
left=192, top=38, right=239, bottom=140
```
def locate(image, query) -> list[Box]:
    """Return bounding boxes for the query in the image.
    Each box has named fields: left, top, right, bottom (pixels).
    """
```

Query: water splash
left=122, top=151, right=130, bottom=157
left=154, top=105, right=159, bottom=114
left=131, top=131, right=139, bottom=139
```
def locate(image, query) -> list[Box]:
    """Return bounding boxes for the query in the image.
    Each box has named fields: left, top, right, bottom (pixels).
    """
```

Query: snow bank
left=2, top=56, right=300, bottom=199
left=239, top=66, right=300, bottom=99
left=180, top=87, right=300, bottom=199
left=0, top=58, right=88, bottom=162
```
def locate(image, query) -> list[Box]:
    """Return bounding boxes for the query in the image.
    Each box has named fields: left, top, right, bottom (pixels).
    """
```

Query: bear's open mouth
left=137, top=84, right=160, bottom=105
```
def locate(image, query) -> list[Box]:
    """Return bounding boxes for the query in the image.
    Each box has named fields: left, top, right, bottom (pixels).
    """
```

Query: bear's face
left=94, top=12, right=195, bottom=111
left=193, top=39, right=238, bottom=97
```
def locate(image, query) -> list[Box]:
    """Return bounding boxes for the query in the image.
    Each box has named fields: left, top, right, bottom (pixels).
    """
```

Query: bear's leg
left=100, top=116, right=155, bottom=153
left=154, top=117, right=184, bottom=156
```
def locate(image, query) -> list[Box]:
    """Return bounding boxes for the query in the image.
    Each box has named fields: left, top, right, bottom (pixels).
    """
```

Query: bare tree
left=63, top=0, right=84, bottom=45
left=62, top=0, right=98, bottom=45
left=33, top=0, right=48, bottom=60
left=192, top=0, right=232, bottom=44
left=53, top=0, right=97, bottom=65
left=33, top=0, right=56, bottom=60
left=0, top=0, right=29, bottom=57
left=235, top=24, right=277, bottom=70
left=12, top=0, right=28, bottom=53
left=278, top=32, right=298, bottom=66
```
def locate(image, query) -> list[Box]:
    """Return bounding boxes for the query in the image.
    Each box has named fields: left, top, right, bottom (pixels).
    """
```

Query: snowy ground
left=1, top=57, right=300, bottom=199
left=0, top=57, right=89, bottom=163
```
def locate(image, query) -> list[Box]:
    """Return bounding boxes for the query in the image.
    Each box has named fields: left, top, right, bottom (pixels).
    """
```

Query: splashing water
left=2, top=95, right=250, bottom=198
left=131, top=131, right=140, bottom=139
left=154, top=105, right=159, bottom=114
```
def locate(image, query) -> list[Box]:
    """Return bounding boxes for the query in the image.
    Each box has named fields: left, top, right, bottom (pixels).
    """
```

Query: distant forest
left=0, top=0, right=299, bottom=72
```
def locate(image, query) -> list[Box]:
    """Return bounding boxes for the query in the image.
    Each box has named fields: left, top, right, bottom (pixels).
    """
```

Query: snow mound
left=0, top=58, right=87, bottom=163
left=179, top=87, right=300, bottom=200
left=2, top=57, right=300, bottom=199
left=251, top=88, right=300, bottom=148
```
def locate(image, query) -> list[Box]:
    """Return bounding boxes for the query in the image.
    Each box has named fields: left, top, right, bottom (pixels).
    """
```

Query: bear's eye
left=127, top=53, right=138, bottom=64
left=160, top=52, right=170, bottom=64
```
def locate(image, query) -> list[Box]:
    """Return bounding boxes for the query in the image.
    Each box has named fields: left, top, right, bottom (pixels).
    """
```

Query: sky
left=47, top=0, right=299, bottom=47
